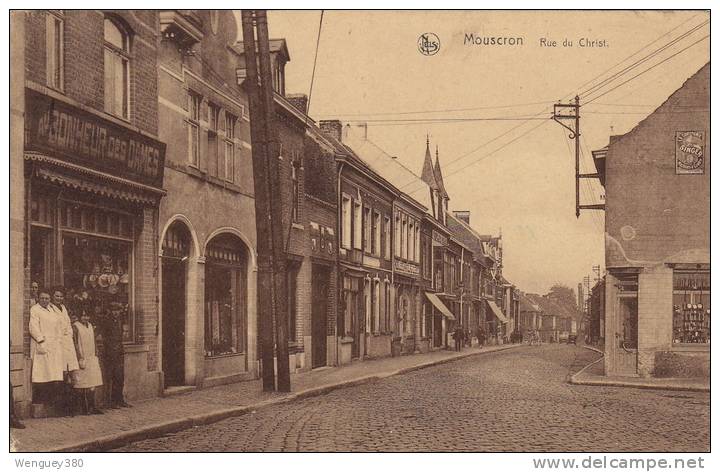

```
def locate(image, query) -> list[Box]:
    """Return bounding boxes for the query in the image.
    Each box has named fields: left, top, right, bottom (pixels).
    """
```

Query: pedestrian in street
left=476, top=326, right=485, bottom=348
left=72, top=308, right=104, bottom=415
left=50, top=288, right=80, bottom=416
left=99, top=302, right=131, bottom=408
left=29, top=290, right=66, bottom=411
left=453, top=324, right=464, bottom=352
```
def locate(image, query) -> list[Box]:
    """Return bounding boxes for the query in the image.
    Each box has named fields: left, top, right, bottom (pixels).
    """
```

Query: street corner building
left=592, top=63, right=709, bottom=379
left=11, top=11, right=167, bottom=415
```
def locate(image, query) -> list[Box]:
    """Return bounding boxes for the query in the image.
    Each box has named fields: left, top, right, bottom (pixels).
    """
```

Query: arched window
left=204, top=233, right=248, bottom=356
left=104, top=17, right=130, bottom=119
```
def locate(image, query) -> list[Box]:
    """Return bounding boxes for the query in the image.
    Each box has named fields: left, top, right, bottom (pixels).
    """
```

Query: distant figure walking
left=453, top=325, right=465, bottom=352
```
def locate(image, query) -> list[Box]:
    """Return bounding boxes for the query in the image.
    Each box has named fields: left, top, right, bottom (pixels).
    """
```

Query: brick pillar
left=136, top=206, right=159, bottom=370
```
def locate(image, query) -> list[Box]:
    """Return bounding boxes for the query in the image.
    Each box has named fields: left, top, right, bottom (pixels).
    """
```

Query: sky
left=261, top=10, right=710, bottom=295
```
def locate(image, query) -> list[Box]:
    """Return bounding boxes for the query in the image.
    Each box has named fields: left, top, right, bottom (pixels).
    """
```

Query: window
left=208, top=104, right=220, bottom=178
left=395, top=214, right=401, bottom=258
left=363, top=207, right=371, bottom=253
left=46, top=12, right=63, bottom=90
left=401, top=214, right=407, bottom=260
left=341, top=196, right=352, bottom=248
left=422, top=234, right=432, bottom=279
left=225, top=113, right=237, bottom=182
left=205, top=234, right=247, bottom=356
left=353, top=201, right=362, bottom=250
left=372, top=211, right=381, bottom=256
left=103, top=17, right=130, bottom=119
left=408, top=221, right=415, bottom=263
left=673, top=270, right=710, bottom=344
left=291, top=159, right=300, bottom=222
left=373, top=280, right=380, bottom=334
left=415, top=226, right=420, bottom=262
left=187, top=92, right=201, bottom=167
left=384, top=216, right=391, bottom=260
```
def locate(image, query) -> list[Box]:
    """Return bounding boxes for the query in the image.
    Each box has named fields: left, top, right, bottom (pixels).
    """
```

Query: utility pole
left=592, top=264, right=601, bottom=282
left=240, top=11, right=275, bottom=392
left=255, top=11, right=291, bottom=392
left=553, top=96, right=604, bottom=218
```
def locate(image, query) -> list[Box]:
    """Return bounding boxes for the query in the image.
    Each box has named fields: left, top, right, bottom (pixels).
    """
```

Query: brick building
left=156, top=11, right=258, bottom=390
left=12, top=10, right=167, bottom=415
left=593, top=63, right=709, bottom=378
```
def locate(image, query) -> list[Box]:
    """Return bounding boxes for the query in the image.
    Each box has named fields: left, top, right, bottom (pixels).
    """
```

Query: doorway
left=161, top=221, right=191, bottom=387
left=615, top=295, right=638, bottom=376
left=312, top=265, right=329, bottom=368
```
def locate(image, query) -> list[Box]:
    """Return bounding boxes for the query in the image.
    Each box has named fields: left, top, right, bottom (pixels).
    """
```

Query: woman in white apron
left=72, top=310, right=104, bottom=415
left=29, top=291, right=66, bottom=404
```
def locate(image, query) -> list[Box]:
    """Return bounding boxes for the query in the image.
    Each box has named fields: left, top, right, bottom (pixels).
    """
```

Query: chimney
left=286, top=93, right=308, bottom=114
left=453, top=210, right=470, bottom=225
left=319, top=120, right=343, bottom=142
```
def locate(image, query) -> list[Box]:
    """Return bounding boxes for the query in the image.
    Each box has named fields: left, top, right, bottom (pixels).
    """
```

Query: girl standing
left=72, top=308, right=104, bottom=415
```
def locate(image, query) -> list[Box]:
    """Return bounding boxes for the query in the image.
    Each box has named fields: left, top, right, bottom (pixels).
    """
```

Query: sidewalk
left=570, top=348, right=710, bottom=393
left=10, top=343, right=522, bottom=452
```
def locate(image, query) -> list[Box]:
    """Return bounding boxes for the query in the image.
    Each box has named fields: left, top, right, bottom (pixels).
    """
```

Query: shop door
left=350, top=292, right=360, bottom=359
left=312, top=266, right=329, bottom=368
left=433, top=314, right=443, bottom=347
left=162, top=258, right=186, bottom=386
left=615, top=296, right=638, bottom=376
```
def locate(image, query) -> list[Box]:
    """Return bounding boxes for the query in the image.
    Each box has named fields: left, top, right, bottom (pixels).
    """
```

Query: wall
left=157, top=10, right=258, bottom=387
left=605, top=64, right=709, bottom=269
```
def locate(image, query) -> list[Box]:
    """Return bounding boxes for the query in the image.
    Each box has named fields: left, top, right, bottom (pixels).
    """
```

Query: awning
left=26, top=152, right=165, bottom=205
left=486, top=300, right=509, bottom=324
left=425, top=292, right=455, bottom=320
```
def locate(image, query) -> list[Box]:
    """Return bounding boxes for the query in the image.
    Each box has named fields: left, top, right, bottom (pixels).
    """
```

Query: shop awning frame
left=425, top=292, right=456, bottom=320
left=486, top=300, right=510, bottom=324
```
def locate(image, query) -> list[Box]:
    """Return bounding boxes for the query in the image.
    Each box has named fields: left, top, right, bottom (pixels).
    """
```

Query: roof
left=519, top=292, right=541, bottom=313
left=420, top=137, right=438, bottom=190
left=434, top=147, right=449, bottom=199
left=343, top=126, right=432, bottom=213
left=232, top=38, right=290, bottom=62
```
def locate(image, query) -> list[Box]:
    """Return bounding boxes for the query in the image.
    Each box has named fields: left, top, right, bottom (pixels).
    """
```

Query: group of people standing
left=452, top=325, right=486, bottom=352
left=25, top=284, right=130, bottom=420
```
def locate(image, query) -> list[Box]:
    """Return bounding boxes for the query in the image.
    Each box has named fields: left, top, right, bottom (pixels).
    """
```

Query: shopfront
left=23, top=88, right=166, bottom=404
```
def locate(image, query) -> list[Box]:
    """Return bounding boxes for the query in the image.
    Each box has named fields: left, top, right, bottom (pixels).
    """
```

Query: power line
left=584, top=34, right=709, bottom=105
left=305, top=10, right=324, bottom=119
left=315, top=100, right=556, bottom=118
left=571, top=13, right=703, bottom=98
left=347, top=116, right=549, bottom=124
left=401, top=119, right=549, bottom=195
left=579, top=19, right=708, bottom=98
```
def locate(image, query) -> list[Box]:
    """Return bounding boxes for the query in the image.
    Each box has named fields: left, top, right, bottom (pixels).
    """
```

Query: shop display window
left=204, top=234, right=247, bottom=357
left=673, top=270, right=710, bottom=344
left=62, top=233, right=132, bottom=341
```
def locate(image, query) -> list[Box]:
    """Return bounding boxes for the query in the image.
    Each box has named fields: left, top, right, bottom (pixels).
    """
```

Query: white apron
left=73, top=321, right=103, bottom=389
left=51, top=304, right=80, bottom=372
left=29, top=304, right=65, bottom=383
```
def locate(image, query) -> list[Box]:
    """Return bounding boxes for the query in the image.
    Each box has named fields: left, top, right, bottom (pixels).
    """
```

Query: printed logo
left=676, top=131, right=705, bottom=174
left=418, top=33, right=440, bottom=56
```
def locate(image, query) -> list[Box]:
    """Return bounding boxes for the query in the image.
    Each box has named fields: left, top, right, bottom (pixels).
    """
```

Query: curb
left=569, top=349, right=709, bottom=393
left=44, top=344, right=524, bottom=452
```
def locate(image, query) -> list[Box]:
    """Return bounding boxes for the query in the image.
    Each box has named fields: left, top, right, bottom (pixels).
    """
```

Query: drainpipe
left=336, top=161, right=344, bottom=366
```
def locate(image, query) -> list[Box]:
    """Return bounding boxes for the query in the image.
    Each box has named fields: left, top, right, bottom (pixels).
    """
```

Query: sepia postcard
left=6, top=6, right=711, bottom=467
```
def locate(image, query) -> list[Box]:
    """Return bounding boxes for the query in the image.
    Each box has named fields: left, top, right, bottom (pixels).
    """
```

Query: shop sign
left=395, top=259, right=420, bottom=276
left=675, top=131, right=705, bottom=175
left=310, top=221, right=335, bottom=256
left=25, top=89, right=166, bottom=187
left=432, top=230, right=448, bottom=246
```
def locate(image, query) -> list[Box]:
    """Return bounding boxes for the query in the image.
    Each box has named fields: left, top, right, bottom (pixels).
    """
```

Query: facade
left=157, top=11, right=258, bottom=389
left=593, top=63, right=710, bottom=378
left=588, top=278, right=605, bottom=347
left=13, top=10, right=167, bottom=414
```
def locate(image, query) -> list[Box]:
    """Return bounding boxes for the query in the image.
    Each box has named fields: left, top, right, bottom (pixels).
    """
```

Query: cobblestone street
left=114, top=345, right=709, bottom=452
